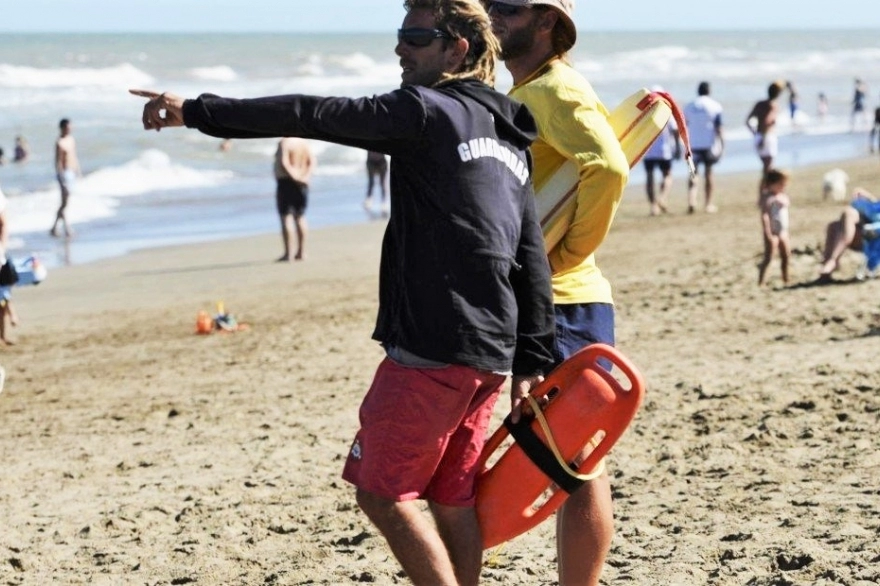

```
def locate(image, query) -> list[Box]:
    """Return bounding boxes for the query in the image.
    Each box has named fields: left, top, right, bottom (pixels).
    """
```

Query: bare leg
left=779, top=235, right=791, bottom=285
left=51, top=186, right=71, bottom=237
left=557, top=472, right=614, bottom=586
left=758, top=236, right=774, bottom=285
left=379, top=168, right=389, bottom=205
left=657, top=170, right=672, bottom=212
left=365, top=170, right=375, bottom=209
left=704, top=168, right=716, bottom=212
left=687, top=175, right=698, bottom=214
left=356, top=489, right=459, bottom=586
left=429, top=502, right=483, bottom=586
left=0, top=304, right=11, bottom=345
left=761, top=156, right=773, bottom=179
left=819, top=207, right=861, bottom=276
left=645, top=170, right=659, bottom=215
left=277, top=213, right=294, bottom=261
left=293, top=214, right=307, bottom=260
left=6, top=302, right=17, bottom=327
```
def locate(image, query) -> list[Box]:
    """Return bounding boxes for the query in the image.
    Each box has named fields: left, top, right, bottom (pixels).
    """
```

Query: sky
left=3, top=0, right=880, bottom=33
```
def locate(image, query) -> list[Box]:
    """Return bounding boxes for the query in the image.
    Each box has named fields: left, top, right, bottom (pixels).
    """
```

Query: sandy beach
left=2, top=154, right=879, bottom=585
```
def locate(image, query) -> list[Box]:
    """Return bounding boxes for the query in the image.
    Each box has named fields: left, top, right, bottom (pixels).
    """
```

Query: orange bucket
left=475, top=344, right=645, bottom=549
left=195, top=310, right=214, bottom=334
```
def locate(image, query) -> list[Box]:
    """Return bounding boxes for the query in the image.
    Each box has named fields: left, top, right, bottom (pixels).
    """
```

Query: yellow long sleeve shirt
left=510, top=60, right=628, bottom=305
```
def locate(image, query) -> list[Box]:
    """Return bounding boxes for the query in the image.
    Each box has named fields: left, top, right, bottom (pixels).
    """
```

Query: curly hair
left=403, top=0, right=500, bottom=87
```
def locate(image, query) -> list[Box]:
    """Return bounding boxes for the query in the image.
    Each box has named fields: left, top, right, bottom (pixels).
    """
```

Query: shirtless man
left=51, top=118, right=81, bottom=237
left=274, top=137, right=314, bottom=261
left=745, top=82, right=783, bottom=183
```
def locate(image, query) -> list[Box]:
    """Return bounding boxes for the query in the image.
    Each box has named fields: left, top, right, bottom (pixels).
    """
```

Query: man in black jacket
left=132, top=0, right=555, bottom=583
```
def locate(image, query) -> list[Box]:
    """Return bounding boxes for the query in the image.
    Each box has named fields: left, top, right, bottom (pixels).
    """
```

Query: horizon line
left=1, top=26, right=878, bottom=34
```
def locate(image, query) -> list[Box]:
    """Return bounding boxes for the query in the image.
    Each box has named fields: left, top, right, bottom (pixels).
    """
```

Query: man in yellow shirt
left=488, top=1, right=629, bottom=584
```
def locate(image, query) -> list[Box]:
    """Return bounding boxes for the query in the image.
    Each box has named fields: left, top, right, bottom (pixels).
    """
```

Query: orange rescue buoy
left=475, top=343, right=645, bottom=549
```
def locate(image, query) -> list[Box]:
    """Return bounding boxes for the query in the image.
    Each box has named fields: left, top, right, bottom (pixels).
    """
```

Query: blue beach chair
left=850, top=197, right=880, bottom=274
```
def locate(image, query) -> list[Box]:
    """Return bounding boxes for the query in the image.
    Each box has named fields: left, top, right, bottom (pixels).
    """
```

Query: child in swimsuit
left=758, top=168, right=791, bottom=286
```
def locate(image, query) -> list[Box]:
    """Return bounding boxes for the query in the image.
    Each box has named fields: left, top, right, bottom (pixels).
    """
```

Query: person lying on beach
left=818, top=187, right=879, bottom=282
left=131, top=0, right=557, bottom=584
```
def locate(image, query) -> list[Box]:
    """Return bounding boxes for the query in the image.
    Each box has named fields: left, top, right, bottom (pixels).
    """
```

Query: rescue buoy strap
left=503, top=395, right=605, bottom=494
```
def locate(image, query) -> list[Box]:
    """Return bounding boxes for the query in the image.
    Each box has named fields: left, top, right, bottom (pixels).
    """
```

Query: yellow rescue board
left=536, top=88, right=691, bottom=253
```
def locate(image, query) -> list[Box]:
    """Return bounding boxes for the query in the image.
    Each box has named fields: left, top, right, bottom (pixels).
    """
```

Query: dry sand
left=1, top=155, right=879, bottom=585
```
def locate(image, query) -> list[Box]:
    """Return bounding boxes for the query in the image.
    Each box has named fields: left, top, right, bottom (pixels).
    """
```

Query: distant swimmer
left=817, top=92, right=829, bottom=123
left=851, top=78, right=868, bottom=131
left=50, top=118, right=81, bottom=238
left=13, top=136, right=29, bottom=163
left=785, top=80, right=800, bottom=128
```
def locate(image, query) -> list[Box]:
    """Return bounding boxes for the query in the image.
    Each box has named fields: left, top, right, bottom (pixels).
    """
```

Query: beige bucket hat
left=489, top=0, right=577, bottom=51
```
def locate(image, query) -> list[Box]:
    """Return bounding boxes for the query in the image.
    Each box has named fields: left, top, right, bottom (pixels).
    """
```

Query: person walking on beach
left=274, top=137, right=314, bottom=262
left=684, top=81, right=724, bottom=213
left=746, top=81, right=783, bottom=183
left=757, top=168, right=791, bottom=287
left=364, top=150, right=389, bottom=214
left=641, top=92, right=681, bottom=216
left=489, top=1, right=629, bottom=584
left=132, top=1, right=557, bottom=584
left=50, top=118, right=80, bottom=238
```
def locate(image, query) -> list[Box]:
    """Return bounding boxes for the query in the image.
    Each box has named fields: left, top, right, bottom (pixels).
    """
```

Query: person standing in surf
left=51, top=118, right=81, bottom=238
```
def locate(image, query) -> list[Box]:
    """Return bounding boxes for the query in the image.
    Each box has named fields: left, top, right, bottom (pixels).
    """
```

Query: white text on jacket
left=457, top=138, right=529, bottom=186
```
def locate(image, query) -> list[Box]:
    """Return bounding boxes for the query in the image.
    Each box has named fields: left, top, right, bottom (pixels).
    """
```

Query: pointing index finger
left=129, top=89, right=160, bottom=99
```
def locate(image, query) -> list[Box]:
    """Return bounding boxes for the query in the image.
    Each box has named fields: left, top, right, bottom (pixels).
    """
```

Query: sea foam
left=0, top=62, right=154, bottom=88
left=6, top=150, right=233, bottom=234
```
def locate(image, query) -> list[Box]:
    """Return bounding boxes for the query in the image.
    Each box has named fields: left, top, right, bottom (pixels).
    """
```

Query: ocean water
left=0, top=30, right=878, bottom=267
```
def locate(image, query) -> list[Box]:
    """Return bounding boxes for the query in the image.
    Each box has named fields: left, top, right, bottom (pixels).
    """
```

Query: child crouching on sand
left=758, top=168, right=792, bottom=286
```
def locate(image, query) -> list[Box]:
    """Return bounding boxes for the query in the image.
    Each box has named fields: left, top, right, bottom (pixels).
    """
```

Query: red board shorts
left=342, top=357, right=506, bottom=507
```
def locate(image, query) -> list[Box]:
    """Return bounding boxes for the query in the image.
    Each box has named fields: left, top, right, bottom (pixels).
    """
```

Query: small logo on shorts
left=349, top=439, right=362, bottom=461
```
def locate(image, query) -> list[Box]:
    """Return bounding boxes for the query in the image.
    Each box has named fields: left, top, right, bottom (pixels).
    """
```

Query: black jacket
left=183, top=79, right=555, bottom=375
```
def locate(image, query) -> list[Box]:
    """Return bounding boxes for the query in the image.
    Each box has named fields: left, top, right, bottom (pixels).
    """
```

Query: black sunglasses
left=397, top=27, right=452, bottom=47
left=486, top=1, right=526, bottom=16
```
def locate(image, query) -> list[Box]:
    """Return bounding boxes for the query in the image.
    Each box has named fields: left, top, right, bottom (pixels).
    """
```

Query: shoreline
left=2, top=154, right=880, bottom=584
left=7, top=125, right=877, bottom=271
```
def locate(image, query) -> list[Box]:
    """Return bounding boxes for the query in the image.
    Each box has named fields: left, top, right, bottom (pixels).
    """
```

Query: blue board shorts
left=552, top=302, right=615, bottom=366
